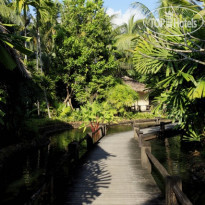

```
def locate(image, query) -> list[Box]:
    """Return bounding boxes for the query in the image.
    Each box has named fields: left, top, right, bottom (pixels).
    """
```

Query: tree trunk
left=64, top=86, right=74, bottom=110
left=37, top=100, right=40, bottom=116
left=44, top=88, right=51, bottom=118
left=37, top=28, right=43, bottom=73
left=36, top=13, right=51, bottom=118
left=24, top=4, right=27, bottom=62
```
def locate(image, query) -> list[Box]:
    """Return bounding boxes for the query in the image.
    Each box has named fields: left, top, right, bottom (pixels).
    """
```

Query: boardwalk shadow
left=64, top=144, right=116, bottom=204
left=142, top=194, right=165, bottom=205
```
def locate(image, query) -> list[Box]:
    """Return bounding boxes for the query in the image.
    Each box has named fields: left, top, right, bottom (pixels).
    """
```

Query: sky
left=103, top=0, right=159, bottom=26
left=30, top=0, right=159, bottom=26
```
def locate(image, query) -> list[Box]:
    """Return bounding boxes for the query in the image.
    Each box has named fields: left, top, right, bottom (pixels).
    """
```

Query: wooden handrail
left=145, top=148, right=170, bottom=178
left=144, top=149, right=193, bottom=205
left=134, top=121, right=172, bottom=131
left=173, top=185, right=193, bottom=205
left=135, top=126, right=193, bottom=205
left=25, top=125, right=107, bottom=205
left=135, top=119, right=158, bottom=123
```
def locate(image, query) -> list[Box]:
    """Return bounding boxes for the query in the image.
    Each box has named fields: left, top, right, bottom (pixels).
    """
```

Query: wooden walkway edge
left=64, top=130, right=165, bottom=205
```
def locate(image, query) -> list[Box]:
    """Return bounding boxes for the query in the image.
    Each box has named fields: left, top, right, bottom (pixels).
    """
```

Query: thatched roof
left=122, top=76, right=149, bottom=93
left=0, top=24, right=31, bottom=79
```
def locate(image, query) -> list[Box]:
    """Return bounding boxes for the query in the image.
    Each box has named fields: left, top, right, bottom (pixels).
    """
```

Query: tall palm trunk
left=64, top=86, right=74, bottom=110
left=24, top=4, right=27, bottom=62
left=36, top=8, right=51, bottom=118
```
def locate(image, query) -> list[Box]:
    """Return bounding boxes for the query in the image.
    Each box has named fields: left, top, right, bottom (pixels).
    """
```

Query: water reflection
left=0, top=128, right=87, bottom=204
left=0, top=126, right=133, bottom=205
left=50, top=128, right=88, bottom=151
left=150, top=135, right=205, bottom=204
left=107, top=124, right=133, bottom=135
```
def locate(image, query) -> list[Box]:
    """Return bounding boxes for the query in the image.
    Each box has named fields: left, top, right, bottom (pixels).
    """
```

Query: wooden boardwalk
left=64, top=130, right=165, bottom=205
left=142, top=123, right=177, bottom=135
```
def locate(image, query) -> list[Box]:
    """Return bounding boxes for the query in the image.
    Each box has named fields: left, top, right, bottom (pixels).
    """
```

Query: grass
left=22, top=118, right=68, bottom=139
left=120, top=111, right=166, bottom=120
left=21, top=111, right=166, bottom=140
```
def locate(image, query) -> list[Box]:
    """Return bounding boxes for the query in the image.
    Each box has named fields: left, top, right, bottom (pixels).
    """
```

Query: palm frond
left=131, top=2, right=151, bottom=16
left=0, top=0, right=23, bottom=25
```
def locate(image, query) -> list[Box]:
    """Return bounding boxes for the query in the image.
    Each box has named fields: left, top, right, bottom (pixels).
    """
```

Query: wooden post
left=86, top=134, right=93, bottom=150
left=68, top=141, right=79, bottom=162
left=155, top=117, right=160, bottom=124
left=134, top=128, right=138, bottom=140
left=104, top=125, right=107, bottom=136
left=160, top=122, right=165, bottom=132
left=166, top=176, right=182, bottom=205
left=139, top=131, right=143, bottom=147
left=132, top=121, right=135, bottom=129
left=141, top=144, right=151, bottom=173
left=92, top=132, right=96, bottom=144
left=134, top=127, right=140, bottom=141
left=50, top=176, right=54, bottom=204
left=98, top=128, right=102, bottom=141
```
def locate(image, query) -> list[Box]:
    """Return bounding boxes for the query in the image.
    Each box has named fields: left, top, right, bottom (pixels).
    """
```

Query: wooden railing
left=134, top=121, right=173, bottom=144
left=25, top=125, right=107, bottom=205
left=134, top=127, right=193, bottom=205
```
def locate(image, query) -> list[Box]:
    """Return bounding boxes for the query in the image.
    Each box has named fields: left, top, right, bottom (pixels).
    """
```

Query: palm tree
left=132, top=0, right=205, bottom=141
left=0, top=23, right=31, bottom=125
left=0, top=0, right=23, bottom=25
left=115, top=15, right=138, bottom=51
left=14, top=0, right=55, bottom=118
left=13, top=0, right=32, bottom=61
left=114, top=15, right=142, bottom=73
left=27, top=0, right=56, bottom=118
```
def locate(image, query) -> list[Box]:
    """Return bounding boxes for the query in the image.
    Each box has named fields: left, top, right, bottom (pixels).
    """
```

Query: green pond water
left=150, top=136, right=205, bottom=205
left=0, top=125, right=204, bottom=204
left=0, top=125, right=132, bottom=205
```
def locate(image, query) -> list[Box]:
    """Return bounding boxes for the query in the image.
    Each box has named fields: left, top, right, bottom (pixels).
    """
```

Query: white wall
left=133, top=92, right=149, bottom=111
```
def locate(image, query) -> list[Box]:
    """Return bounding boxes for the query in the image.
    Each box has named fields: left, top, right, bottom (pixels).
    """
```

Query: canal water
left=0, top=125, right=204, bottom=204
left=0, top=125, right=132, bottom=205
left=150, top=135, right=205, bottom=205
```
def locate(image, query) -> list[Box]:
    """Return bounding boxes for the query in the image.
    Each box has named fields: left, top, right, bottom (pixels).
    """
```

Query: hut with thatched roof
left=122, top=76, right=150, bottom=112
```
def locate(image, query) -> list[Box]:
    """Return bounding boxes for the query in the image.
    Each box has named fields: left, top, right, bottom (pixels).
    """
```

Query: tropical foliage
left=133, top=0, right=205, bottom=141
left=80, top=102, right=116, bottom=132
left=106, top=84, right=138, bottom=115
left=1, top=0, right=205, bottom=144
left=53, top=0, right=117, bottom=107
left=0, top=0, right=143, bottom=146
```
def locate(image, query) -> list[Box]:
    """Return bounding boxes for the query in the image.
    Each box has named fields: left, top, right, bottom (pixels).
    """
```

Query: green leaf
left=181, top=72, right=196, bottom=85
left=188, top=80, right=205, bottom=99
left=0, top=45, right=16, bottom=70
left=14, top=44, right=33, bottom=55
left=2, top=24, right=18, bottom=27
left=194, top=9, right=205, bottom=19
left=2, top=40, right=14, bottom=48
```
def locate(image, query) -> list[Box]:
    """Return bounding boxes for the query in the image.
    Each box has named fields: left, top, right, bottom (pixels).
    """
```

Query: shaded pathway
left=64, top=130, right=164, bottom=205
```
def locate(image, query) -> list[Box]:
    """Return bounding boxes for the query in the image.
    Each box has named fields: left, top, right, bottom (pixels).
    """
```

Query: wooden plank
left=143, top=133, right=157, bottom=141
